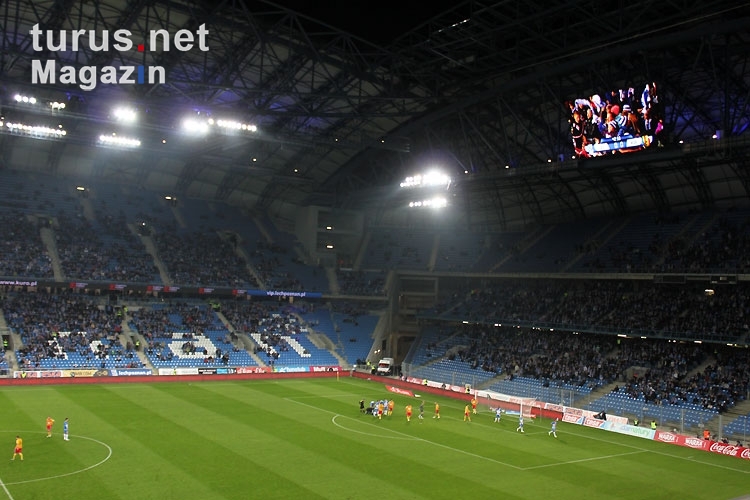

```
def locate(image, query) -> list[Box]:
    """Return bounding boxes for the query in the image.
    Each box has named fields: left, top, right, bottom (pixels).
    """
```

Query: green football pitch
left=0, top=377, right=747, bottom=500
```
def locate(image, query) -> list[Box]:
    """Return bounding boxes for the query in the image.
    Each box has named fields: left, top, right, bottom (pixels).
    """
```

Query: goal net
left=475, top=391, right=536, bottom=420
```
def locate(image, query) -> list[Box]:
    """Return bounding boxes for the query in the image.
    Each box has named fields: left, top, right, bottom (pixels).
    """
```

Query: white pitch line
left=337, top=379, right=750, bottom=474
left=4, top=435, right=113, bottom=486
left=287, top=397, right=525, bottom=470
left=330, top=415, right=417, bottom=440
left=522, top=450, right=647, bottom=470
left=0, top=477, right=16, bottom=500
left=0, top=432, right=113, bottom=487
left=556, top=426, right=750, bottom=475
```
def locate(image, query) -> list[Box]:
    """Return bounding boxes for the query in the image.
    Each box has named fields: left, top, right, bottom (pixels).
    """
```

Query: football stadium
left=0, top=1, right=749, bottom=499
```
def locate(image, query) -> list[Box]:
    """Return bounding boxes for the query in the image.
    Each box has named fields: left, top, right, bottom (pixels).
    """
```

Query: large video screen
left=566, top=82, right=663, bottom=158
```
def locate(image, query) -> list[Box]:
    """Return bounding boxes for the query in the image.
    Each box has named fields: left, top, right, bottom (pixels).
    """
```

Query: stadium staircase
left=580, top=355, right=718, bottom=417
left=252, top=216, right=274, bottom=244
left=79, top=196, right=96, bottom=221
left=573, top=380, right=621, bottom=407
left=306, top=330, right=348, bottom=367
left=353, top=230, right=371, bottom=270
left=229, top=238, right=265, bottom=289
left=291, top=311, right=349, bottom=367
left=119, top=315, right=154, bottom=369
left=0, top=310, right=20, bottom=372
left=428, top=233, right=440, bottom=271
left=236, top=333, right=267, bottom=366
left=714, top=399, right=750, bottom=435
left=214, top=311, right=267, bottom=365
left=560, top=218, right=622, bottom=272
left=129, top=223, right=171, bottom=285
left=39, top=223, right=64, bottom=281
left=490, top=226, right=554, bottom=272
left=652, top=211, right=721, bottom=269
left=326, top=267, right=340, bottom=295
left=170, top=205, right=187, bottom=229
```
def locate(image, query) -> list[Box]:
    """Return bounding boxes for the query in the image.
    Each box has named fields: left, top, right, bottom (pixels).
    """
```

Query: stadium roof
left=1, top=0, right=749, bottom=229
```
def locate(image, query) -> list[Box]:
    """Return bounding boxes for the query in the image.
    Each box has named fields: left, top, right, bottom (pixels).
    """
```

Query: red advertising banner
left=652, top=431, right=750, bottom=460
left=582, top=417, right=606, bottom=428
left=309, top=366, right=341, bottom=373
left=562, top=413, right=582, bottom=424
left=707, top=442, right=750, bottom=460
left=235, top=366, right=271, bottom=374
left=386, top=385, right=415, bottom=397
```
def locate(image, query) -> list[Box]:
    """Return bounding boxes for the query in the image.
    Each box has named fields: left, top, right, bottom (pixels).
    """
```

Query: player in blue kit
left=549, top=418, right=557, bottom=438
left=516, top=416, right=524, bottom=433
left=63, top=417, right=69, bottom=441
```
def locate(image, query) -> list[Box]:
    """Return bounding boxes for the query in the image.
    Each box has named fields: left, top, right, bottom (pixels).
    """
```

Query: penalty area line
left=287, top=397, right=524, bottom=470
left=521, top=450, right=647, bottom=470
left=0, top=477, right=15, bottom=500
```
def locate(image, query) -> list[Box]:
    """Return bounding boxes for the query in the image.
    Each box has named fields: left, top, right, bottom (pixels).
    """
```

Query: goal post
left=475, top=390, right=536, bottom=420
left=519, top=398, right=536, bottom=420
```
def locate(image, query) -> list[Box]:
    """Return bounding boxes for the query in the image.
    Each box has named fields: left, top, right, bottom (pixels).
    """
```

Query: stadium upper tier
left=1, top=170, right=750, bottom=294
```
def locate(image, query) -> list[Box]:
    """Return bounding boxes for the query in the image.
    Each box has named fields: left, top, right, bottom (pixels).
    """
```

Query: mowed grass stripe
left=130, top=381, right=431, bottom=499
left=157, top=380, right=531, bottom=499
left=238, top=380, right=591, bottom=497
left=100, top=383, right=328, bottom=500
left=145, top=381, right=505, bottom=499
left=0, top=387, right=127, bottom=500
left=0, top=379, right=748, bottom=499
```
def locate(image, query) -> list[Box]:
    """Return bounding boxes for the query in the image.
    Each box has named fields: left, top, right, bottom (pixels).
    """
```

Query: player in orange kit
left=464, top=404, right=472, bottom=422
left=405, top=404, right=413, bottom=422
left=471, top=396, right=478, bottom=414
left=46, top=416, right=55, bottom=438
left=433, top=402, right=440, bottom=419
left=11, top=435, right=23, bottom=461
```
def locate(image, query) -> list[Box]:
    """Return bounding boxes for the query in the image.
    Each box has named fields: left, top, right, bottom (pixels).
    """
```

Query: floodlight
left=14, top=94, right=37, bottom=105
left=422, top=170, right=451, bottom=187
left=399, top=170, right=451, bottom=189
left=4, top=121, right=66, bottom=138
left=212, top=119, right=258, bottom=133
left=181, top=117, right=210, bottom=135
left=113, top=107, right=137, bottom=123
left=98, top=133, right=141, bottom=148
left=408, top=196, right=448, bottom=209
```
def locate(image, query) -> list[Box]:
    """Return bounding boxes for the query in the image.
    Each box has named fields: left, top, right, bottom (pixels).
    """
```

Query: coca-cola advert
left=708, top=442, right=750, bottom=460
left=650, top=431, right=750, bottom=459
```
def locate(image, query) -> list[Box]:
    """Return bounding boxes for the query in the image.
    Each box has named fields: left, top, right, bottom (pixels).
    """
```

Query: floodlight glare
left=4, top=122, right=67, bottom=138
left=14, top=94, right=37, bottom=105
left=98, top=133, right=141, bottom=148
left=400, top=170, right=451, bottom=189
left=181, top=117, right=210, bottom=135
left=212, top=119, right=258, bottom=133
left=113, top=107, right=137, bottom=123
left=408, top=196, right=448, bottom=209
